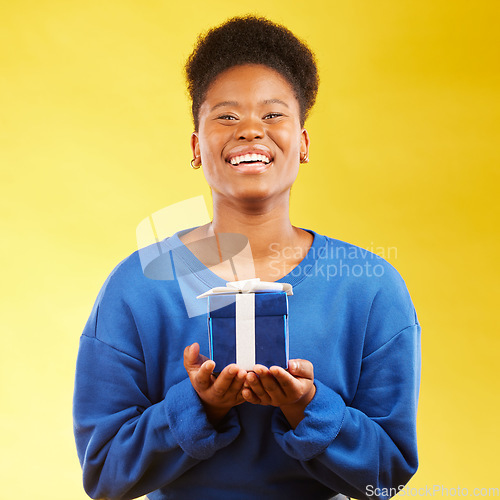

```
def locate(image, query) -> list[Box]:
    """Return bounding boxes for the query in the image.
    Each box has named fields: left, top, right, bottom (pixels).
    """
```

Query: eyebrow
left=210, top=98, right=289, bottom=112
left=210, top=101, right=239, bottom=112
left=262, top=99, right=289, bottom=108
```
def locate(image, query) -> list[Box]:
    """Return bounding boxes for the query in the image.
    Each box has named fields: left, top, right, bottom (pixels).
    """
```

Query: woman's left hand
left=242, top=359, right=316, bottom=429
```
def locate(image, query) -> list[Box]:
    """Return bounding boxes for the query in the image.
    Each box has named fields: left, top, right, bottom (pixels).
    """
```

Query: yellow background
left=1, top=0, right=498, bottom=498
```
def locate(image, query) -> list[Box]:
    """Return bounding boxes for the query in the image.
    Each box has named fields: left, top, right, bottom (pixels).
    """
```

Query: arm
left=272, top=324, right=420, bottom=500
left=73, top=320, right=241, bottom=500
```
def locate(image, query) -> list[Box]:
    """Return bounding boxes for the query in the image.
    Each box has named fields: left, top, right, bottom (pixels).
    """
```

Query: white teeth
left=229, top=153, right=271, bottom=165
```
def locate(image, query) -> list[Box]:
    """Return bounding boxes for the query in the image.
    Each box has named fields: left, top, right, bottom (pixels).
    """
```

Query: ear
left=190, top=132, right=201, bottom=166
left=300, top=128, right=310, bottom=160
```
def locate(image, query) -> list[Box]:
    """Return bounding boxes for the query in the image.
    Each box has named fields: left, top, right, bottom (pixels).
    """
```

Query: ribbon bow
left=197, top=278, right=293, bottom=298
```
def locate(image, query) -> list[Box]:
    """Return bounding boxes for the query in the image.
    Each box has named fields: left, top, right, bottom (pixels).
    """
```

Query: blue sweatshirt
left=73, top=229, right=420, bottom=500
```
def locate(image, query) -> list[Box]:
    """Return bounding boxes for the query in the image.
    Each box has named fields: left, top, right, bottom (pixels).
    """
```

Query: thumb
left=183, top=343, right=200, bottom=371
left=288, top=359, right=314, bottom=380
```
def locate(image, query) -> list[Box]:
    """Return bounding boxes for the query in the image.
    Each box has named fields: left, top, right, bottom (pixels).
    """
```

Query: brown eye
left=264, top=113, right=283, bottom=119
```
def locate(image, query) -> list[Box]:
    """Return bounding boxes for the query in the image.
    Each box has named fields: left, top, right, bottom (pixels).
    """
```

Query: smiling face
left=191, top=64, right=309, bottom=204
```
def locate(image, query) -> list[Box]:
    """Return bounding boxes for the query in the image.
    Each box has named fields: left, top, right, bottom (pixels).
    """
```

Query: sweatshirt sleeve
left=272, top=270, right=421, bottom=500
left=73, top=277, right=241, bottom=499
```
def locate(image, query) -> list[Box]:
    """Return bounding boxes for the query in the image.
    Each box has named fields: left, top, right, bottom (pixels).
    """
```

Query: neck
left=179, top=192, right=313, bottom=282
left=210, top=192, right=299, bottom=262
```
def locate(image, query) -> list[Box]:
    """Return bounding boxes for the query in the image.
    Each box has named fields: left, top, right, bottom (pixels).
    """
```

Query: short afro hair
left=185, top=15, right=319, bottom=130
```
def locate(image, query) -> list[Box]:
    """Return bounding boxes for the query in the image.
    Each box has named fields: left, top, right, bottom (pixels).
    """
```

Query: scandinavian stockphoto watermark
left=365, top=485, right=499, bottom=498
left=269, top=241, right=398, bottom=262
left=267, top=241, right=398, bottom=280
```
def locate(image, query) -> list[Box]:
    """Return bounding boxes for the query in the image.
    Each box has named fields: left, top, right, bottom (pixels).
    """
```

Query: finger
left=270, top=366, right=300, bottom=395
left=226, top=368, right=247, bottom=395
left=241, top=386, right=258, bottom=403
left=245, top=371, right=268, bottom=400
left=194, top=359, right=216, bottom=389
left=287, top=359, right=314, bottom=380
left=224, top=368, right=248, bottom=402
left=254, top=366, right=285, bottom=398
left=211, top=364, right=240, bottom=396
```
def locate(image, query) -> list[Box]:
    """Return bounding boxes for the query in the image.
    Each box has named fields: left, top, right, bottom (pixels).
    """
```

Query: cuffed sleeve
left=272, top=380, right=346, bottom=460
left=164, top=377, right=240, bottom=460
left=272, top=324, right=420, bottom=500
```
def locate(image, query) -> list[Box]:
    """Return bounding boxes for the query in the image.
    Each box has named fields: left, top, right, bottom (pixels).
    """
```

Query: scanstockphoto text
left=365, top=485, right=499, bottom=498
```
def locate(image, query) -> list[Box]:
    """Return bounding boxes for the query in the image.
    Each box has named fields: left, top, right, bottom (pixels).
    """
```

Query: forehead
left=201, top=64, right=298, bottom=111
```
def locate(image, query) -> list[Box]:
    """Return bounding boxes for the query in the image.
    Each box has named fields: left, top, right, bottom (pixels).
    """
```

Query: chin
left=228, top=185, right=288, bottom=205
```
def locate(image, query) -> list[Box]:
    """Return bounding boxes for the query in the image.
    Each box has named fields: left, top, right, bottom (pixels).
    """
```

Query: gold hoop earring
left=300, top=153, right=309, bottom=164
left=190, top=158, right=201, bottom=169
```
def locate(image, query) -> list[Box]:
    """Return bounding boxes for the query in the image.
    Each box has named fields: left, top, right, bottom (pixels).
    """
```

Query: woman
left=73, top=16, right=420, bottom=500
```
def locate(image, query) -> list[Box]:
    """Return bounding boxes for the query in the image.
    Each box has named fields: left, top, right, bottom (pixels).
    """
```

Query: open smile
left=224, top=146, right=274, bottom=174
left=229, top=153, right=271, bottom=166
left=226, top=158, right=273, bottom=174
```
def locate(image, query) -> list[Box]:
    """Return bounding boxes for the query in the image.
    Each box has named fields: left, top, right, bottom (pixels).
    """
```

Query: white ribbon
left=196, top=278, right=293, bottom=298
left=235, top=293, right=255, bottom=370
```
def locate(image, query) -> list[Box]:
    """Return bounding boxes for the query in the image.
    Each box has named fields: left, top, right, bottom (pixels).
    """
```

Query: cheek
left=198, top=136, right=225, bottom=187
left=199, top=131, right=226, bottom=164
left=198, top=144, right=215, bottom=168
left=271, top=126, right=302, bottom=156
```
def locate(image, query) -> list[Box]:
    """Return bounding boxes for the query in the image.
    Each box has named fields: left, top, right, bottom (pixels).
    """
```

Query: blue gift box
left=206, top=291, right=290, bottom=372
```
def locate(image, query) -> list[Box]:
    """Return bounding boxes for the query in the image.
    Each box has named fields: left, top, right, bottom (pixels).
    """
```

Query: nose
left=235, top=116, right=264, bottom=140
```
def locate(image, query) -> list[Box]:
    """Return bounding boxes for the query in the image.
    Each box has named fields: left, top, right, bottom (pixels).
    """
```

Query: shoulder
left=306, top=230, right=418, bottom=345
left=97, top=235, right=182, bottom=302
left=310, top=231, right=406, bottom=288
left=82, top=238, right=182, bottom=353
left=95, top=248, right=152, bottom=306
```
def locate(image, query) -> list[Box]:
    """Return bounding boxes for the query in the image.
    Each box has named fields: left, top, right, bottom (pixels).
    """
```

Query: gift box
left=197, top=279, right=293, bottom=371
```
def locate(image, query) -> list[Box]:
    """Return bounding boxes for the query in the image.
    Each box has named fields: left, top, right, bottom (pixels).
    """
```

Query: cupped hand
left=241, top=359, right=316, bottom=429
left=183, top=343, right=247, bottom=425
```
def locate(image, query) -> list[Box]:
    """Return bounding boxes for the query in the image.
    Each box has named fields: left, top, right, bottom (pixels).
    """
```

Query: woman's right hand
left=183, top=343, right=247, bottom=426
